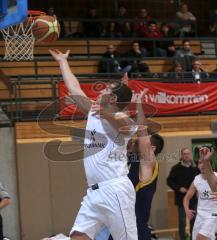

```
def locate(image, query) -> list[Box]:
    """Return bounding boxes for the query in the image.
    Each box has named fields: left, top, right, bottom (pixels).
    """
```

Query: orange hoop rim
left=28, top=10, right=46, bottom=20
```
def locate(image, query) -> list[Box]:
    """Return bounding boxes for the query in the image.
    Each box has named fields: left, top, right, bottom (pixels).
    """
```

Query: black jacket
left=167, top=162, right=200, bottom=207
left=99, top=51, right=122, bottom=73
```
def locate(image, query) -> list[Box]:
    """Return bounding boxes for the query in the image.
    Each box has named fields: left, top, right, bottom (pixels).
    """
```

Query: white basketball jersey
left=194, top=172, right=217, bottom=217
left=83, top=111, right=134, bottom=185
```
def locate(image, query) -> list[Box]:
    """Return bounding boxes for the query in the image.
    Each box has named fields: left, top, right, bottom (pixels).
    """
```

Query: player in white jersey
left=49, top=49, right=138, bottom=240
left=183, top=149, right=217, bottom=240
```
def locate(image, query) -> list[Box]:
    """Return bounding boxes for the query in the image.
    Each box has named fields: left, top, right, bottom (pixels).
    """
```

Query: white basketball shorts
left=70, top=176, right=138, bottom=240
left=192, top=214, right=217, bottom=240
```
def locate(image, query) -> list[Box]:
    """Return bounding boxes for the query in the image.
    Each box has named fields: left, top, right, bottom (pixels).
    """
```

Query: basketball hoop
left=1, top=10, right=45, bottom=61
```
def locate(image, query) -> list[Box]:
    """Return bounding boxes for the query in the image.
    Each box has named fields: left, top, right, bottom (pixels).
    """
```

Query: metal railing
left=33, top=37, right=217, bottom=57
left=1, top=73, right=217, bottom=126
left=61, top=17, right=199, bottom=38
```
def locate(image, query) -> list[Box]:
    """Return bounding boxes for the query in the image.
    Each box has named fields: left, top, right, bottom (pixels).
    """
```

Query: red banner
left=58, top=81, right=217, bottom=116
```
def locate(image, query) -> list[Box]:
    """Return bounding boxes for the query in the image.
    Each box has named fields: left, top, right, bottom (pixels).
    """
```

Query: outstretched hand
left=49, top=49, right=70, bottom=62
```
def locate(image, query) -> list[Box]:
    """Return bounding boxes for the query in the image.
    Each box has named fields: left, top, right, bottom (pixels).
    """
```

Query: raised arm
left=136, top=90, right=156, bottom=183
left=183, top=182, right=196, bottom=220
left=49, top=49, right=92, bottom=114
left=200, top=147, right=217, bottom=192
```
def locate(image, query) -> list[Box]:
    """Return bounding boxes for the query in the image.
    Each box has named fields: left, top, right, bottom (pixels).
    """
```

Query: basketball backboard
left=0, top=0, right=28, bottom=29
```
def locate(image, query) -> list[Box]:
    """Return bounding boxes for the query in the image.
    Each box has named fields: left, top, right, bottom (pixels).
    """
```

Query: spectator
left=159, top=23, right=176, bottom=57
left=47, top=6, right=65, bottom=38
left=123, top=41, right=149, bottom=77
left=167, top=147, right=200, bottom=240
left=191, top=60, right=209, bottom=82
left=98, top=44, right=130, bottom=73
left=47, top=6, right=57, bottom=18
left=143, top=21, right=167, bottom=57
left=66, top=22, right=84, bottom=38
left=210, top=68, right=217, bottom=79
left=83, top=7, right=103, bottom=37
left=209, top=6, right=217, bottom=36
left=165, top=63, right=186, bottom=81
left=176, top=3, right=197, bottom=37
left=135, top=8, right=151, bottom=37
left=174, top=40, right=196, bottom=71
left=110, top=6, right=131, bottom=37
left=0, top=182, right=11, bottom=240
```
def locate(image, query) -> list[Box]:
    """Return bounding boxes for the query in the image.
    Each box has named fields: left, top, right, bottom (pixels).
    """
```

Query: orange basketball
left=32, top=15, right=60, bottom=42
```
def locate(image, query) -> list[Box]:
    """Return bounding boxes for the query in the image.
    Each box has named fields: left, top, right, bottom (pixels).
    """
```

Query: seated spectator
left=209, top=6, right=217, bottom=36
left=65, top=21, right=84, bottom=38
left=83, top=7, right=103, bottom=37
left=164, top=63, right=186, bottom=81
left=47, top=6, right=65, bottom=38
left=174, top=40, right=196, bottom=71
left=98, top=44, right=125, bottom=73
left=142, top=21, right=167, bottom=57
left=110, top=6, right=131, bottom=37
left=191, top=60, right=209, bottom=82
left=210, top=68, right=217, bottom=79
left=123, top=41, right=150, bottom=76
left=159, top=23, right=176, bottom=57
left=176, top=3, right=197, bottom=37
left=135, top=8, right=151, bottom=37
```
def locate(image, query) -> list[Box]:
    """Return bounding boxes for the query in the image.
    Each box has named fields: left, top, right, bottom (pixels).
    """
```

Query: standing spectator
left=167, top=148, right=200, bottom=240
left=135, top=8, right=151, bottom=37
left=0, top=182, right=11, bottom=240
left=123, top=42, right=149, bottom=76
left=159, top=23, right=176, bottom=57
left=191, top=60, right=209, bottom=82
left=110, top=6, right=131, bottom=37
left=98, top=44, right=130, bottom=73
left=83, top=7, right=103, bottom=37
left=176, top=3, right=197, bottom=37
left=174, top=40, right=196, bottom=71
left=143, top=21, right=167, bottom=57
left=47, top=6, right=65, bottom=38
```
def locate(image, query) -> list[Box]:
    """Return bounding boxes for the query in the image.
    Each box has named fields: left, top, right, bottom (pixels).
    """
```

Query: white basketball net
left=1, top=18, right=35, bottom=61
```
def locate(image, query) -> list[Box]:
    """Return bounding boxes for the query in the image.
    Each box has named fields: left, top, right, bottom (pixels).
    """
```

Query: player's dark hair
left=150, top=134, right=164, bottom=155
left=111, top=82, right=132, bottom=110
